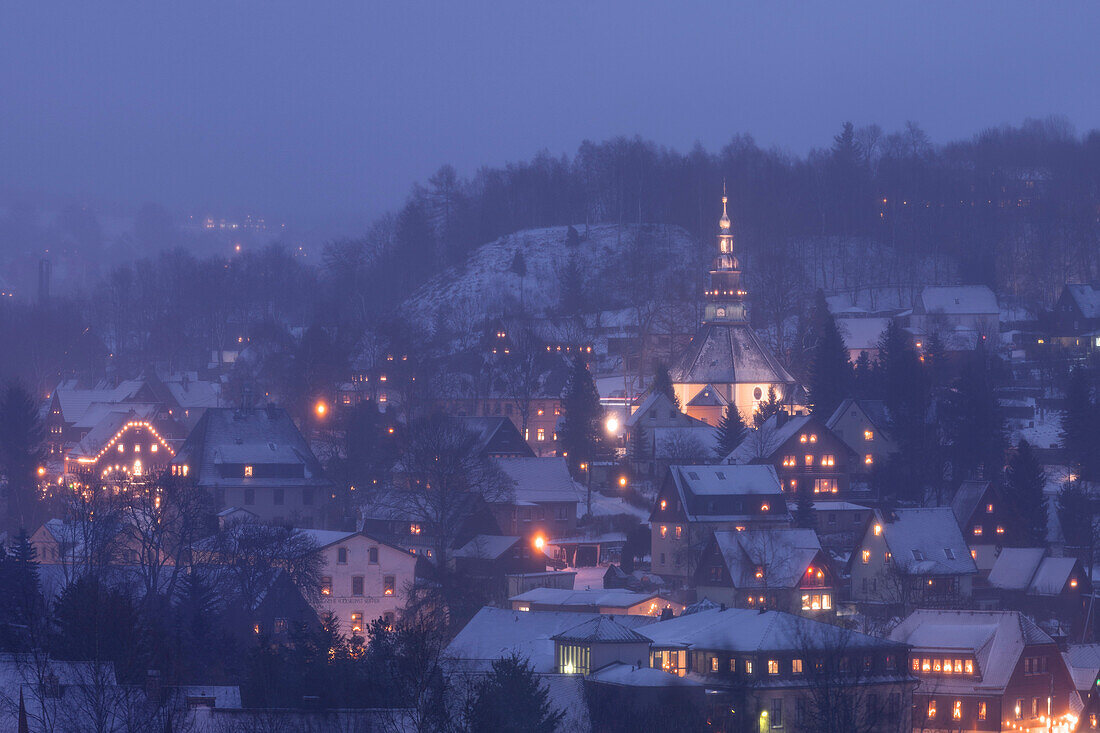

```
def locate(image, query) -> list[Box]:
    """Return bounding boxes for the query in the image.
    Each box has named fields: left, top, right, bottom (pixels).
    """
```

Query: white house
left=302, top=530, right=418, bottom=634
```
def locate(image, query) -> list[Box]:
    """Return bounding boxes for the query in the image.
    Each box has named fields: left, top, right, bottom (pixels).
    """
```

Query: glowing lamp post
left=533, top=535, right=546, bottom=551
left=314, top=400, right=328, bottom=418
left=605, top=415, right=619, bottom=434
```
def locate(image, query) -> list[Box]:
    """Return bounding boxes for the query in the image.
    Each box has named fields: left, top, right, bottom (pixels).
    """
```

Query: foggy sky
left=2, top=1, right=1099, bottom=234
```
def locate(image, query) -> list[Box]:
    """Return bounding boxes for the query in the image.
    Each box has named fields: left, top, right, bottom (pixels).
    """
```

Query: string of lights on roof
left=66, top=421, right=176, bottom=466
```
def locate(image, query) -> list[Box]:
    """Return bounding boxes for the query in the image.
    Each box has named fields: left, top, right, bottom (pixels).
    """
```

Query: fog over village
left=2, top=3, right=1100, bottom=732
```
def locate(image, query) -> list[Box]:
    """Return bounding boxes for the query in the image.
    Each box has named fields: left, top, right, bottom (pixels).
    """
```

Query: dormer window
left=912, top=550, right=924, bottom=561
left=244, top=465, right=253, bottom=477
left=944, top=548, right=955, bottom=560
left=864, top=430, right=873, bottom=441
left=986, top=503, right=993, bottom=513
left=755, top=567, right=764, bottom=579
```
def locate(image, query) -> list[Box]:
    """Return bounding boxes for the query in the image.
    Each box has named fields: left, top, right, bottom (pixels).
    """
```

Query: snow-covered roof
left=812, top=500, right=869, bottom=511
left=510, top=587, right=665, bottom=610
left=588, top=662, right=703, bottom=688
left=444, top=607, right=656, bottom=673
left=837, top=317, right=891, bottom=352
left=672, top=464, right=782, bottom=497
left=494, top=457, right=581, bottom=505
left=725, top=415, right=811, bottom=463
left=918, top=285, right=999, bottom=316
left=551, top=616, right=653, bottom=644
left=1065, top=284, right=1100, bottom=319
left=709, top=528, right=822, bottom=590
left=1063, top=644, right=1100, bottom=692
left=297, top=529, right=359, bottom=549
left=670, top=323, right=795, bottom=386
left=890, top=610, right=1059, bottom=694
left=641, top=607, right=900, bottom=653
left=825, top=398, right=891, bottom=436
left=949, top=480, right=994, bottom=526
left=454, top=534, right=521, bottom=560
left=988, top=548, right=1079, bottom=596
left=874, top=508, right=978, bottom=577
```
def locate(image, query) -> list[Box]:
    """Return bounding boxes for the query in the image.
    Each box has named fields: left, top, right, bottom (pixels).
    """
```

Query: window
left=873, top=523, right=882, bottom=536
left=927, top=699, right=937, bottom=719
left=912, top=549, right=924, bottom=561
left=986, top=503, right=994, bottom=513
left=244, top=465, right=253, bottom=477
left=274, top=618, right=287, bottom=635
left=861, top=549, right=870, bottom=564
left=782, top=455, right=796, bottom=467
left=729, top=659, right=736, bottom=672
left=744, top=660, right=753, bottom=675
left=973, top=525, right=983, bottom=536
left=864, top=429, right=874, bottom=441
left=804, top=454, right=814, bottom=466
left=953, top=659, right=962, bottom=673
left=944, top=548, right=955, bottom=560
left=978, top=701, right=987, bottom=720
left=274, top=488, right=284, bottom=505
left=350, top=612, right=363, bottom=633
left=792, top=658, right=803, bottom=674
left=383, top=576, right=395, bottom=596
left=337, top=547, right=348, bottom=564
left=1014, top=699, right=1023, bottom=720
left=821, top=455, right=835, bottom=467
left=814, top=478, right=837, bottom=493
left=352, top=576, right=364, bottom=596
left=964, top=659, right=973, bottom=675
left=912, top=658, right=920, bottom=672
left=150, top=443, right=157, bottom=452
left=767, top=660, right=779, bottom=674
left=244, top=488, right=255, bottom=505
left=675, top=526, right=682, bottom=539
left=710, top=656, right=718, bottom=672
left=864, top=454, right=873, bottom=465
left=537, top=428, right=545, bottom=442
left=410, top=523, right=422, bottom=535
left=952, top=700, right=962, bottom=720
left=660, top=525, right=668, bottom=538
left=996, top=525, right=1005, bottom=535
left=921, top=659, right=930, bottom=672
left=369, top=547, right=378, bottom=564
left=321, top=577, right=331, bottom=595
left=770, top=698, right=782, bottom=727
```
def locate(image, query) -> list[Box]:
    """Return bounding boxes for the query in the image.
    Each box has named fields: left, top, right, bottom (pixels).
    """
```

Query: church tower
left=704, top=182, right=747, bottom=324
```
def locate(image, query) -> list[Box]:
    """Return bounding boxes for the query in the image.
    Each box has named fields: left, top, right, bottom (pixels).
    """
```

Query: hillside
left=401, top=223, right=701, bottom=334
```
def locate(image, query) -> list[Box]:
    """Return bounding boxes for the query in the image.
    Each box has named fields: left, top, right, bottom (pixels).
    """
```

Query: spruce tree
left=1057, top=480, right=1094, bottom=552
left=877, top=321, right=932, bottom=501
left=793, top=482, right=816, bottom=529
left=754, top=386, right=782, bottom=428
left=0, top=383, right=45, bottom=533
left=565, top=225, right=580, bottom=248
left=628, top=423, right=649, bottom=464
left=852, top=350, right=875, bottom=398
left=464, top=654, right=564, bottom=733
left=559, top=355, right=602, bottom=475
left=1061, top=368, right=1099, bottom=480
left=713, top=405, right=748, bottom=461
left=1004, top=440, right=1047, bottom=546
left=806, top=290, right=851, bottom=418
left=650, top=365, right=679, bottom=409
left=943, top=346, right=1006, bottom=482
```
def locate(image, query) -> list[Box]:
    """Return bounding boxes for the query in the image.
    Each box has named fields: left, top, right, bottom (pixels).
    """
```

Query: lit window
left=767, top=660, right=779, bottom=674
left=383, top=576, right=395, bottom=596
left=821, top=455, right=835, bottom=467
left=973, top=525, right=983, bottom=536
left=986, top=503, right=993, bottom=513
left=660, top=499, right=667, bottom=510
left=809, top=434, right=817, bottom=443
left=864, top=430, right=873, bottom=441
left=804, top=454, right=814, bottom=466
left=800, top=434, right=807, bottom=443
left=536, top=408, right=544, bottom=416
left=953, top=700, right=962, bottom=720
left=928, top=699, right=937, bottom=719
left=351, top=612, right=363, bottom=633
left=321, top=577, right=331, bottom=595
left=660, top=525, right=668, bottom=538
left=865, top=454, right=873, bottom=465
left=755, top=566, right=764, bottom=579
left=244, top=465, right=253, bottom=477
left=150, top=444, right=157, bottom=453
left=410, top=523, right=422, bottom=535
left=134, top=444, right=141, bottom=453
left=710, top=657, right=718, bottom=672
left=964, top=659, right=973, bottom=675
left=978, top=701, right=986, bottom=720
left=118, top=444, right=125, bottom=453
left=760, top=503, right=770, bottom=512
left=745, top=660, right=753, bottom=674
left=912, top=658, right=920, bottom=672
left=1071, top=577, right=1078, bottom=587
left=537, top=428, right=545, bottom=441
left=953, top=659, right=962, bottom=673
left=921, top=659, right=930, bottom=672
left=933, top=660, right=941, bottom=672
left=873, top=524, right=882, bottom=536
left=674, top=526, right=682, bottom=539
left=861, top=549, right=870, bottom=564
left=995, top=526, right=1005, bottom=535
left=821, top=594, right=831, bottom=609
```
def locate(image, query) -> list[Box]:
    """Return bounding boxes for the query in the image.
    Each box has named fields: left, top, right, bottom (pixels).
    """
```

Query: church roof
left=670, top=323, right=794, bottom=387
left=686, top=384, right=729, bottom=407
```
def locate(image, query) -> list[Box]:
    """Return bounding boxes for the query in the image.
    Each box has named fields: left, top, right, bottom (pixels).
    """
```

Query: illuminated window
left=755, top=566, right=764, bottom=579
left=768, top=660, right=779, bottom=674
left=873, top=524, right=882, bottom=536
left=351, top=612, right=363, bottom=633
left=760, top=503, right=770, bottom=512
left=244, top=465, right=253, bottom=477
left=410, top=523, right=422, bottom=535
left=928, top=699, right=936, bottom=719
left=996, top=526, right=1005, bottom=535
left=861, top=549, right=870, bottom=564
left=118, top=444, right=125, bottom=453
left=978, top=701, right=986, bottom=720
left=660, top=525, right=668, bottom=538
left=864, top=430, right=873, bottom=441
left=1071, top=577, right=1078, bottom=587
left=912, top=658, right=920, bottom=672
left=536, top=408, right=544, bottom=416
left=800, top=434, right=807, bottom=443
left=964, top=660, right=973, bottom=674
left=933, top=660, right=941, bottom=672
left=804, top=454, right=814, bottom=466
left=134, top=444, right=141, bottom=453
left=822, top=594, right=831, bottom=609
left=321, top=577, right=331, bottom=595
left=710, top=656, right=718, bottom=672
left=864, top=454, right=873, bottom=465
left=537, top=428, right=545, bottom=441
left=953, top=700, right=962, bottom=720
left=809, top=434, right=817, bottom=443
left=150, top=444, right=157, bottom=453
left=986, top=503, right=993, bottom=513
left=660, top=500, right=667, bottom=510
left=674, top=526, right=682, bottom=539
left=745, top=660, right=753, bottom=674
left=921, top=659, right=930, bottom=672
left=383, top=576, right=395, bottom=596
left=973, top=525, right=983, bottom=536
left=821, top=455, right=835, bottom=467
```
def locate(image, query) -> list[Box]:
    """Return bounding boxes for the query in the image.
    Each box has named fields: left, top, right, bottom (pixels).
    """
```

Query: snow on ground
left=1012, top=410, right=1063, bottom=449
left=568, top=565, right=607, bottom=591
left=401, top=224, right=696, bottom=334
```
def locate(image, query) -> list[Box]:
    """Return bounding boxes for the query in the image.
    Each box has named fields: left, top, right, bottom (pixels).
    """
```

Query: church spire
left=719, top=179, right=731, bottom=231
left=704, top=185, right=746, bottom=324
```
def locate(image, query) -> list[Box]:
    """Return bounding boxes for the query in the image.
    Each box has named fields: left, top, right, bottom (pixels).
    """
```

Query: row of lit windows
left=659, top=525, right=683, bottom=539
left=801, top=593, right=832, bottom=611
left=913, top=657, right=974, bottom=675
left=169, top=465, right=190, bottom=476
left=117, top=443, right=158, bottom=453
left=972, top=525, right=1005, bottom=536
left=524, top=428, right=554, bottom=442
left=781, top=454, right=836, bottom=467
left=320, top=575, right=395, bottom=597
left=925, top=699, right=984, bottom=722
left=784, top=479, right=838, bottom=493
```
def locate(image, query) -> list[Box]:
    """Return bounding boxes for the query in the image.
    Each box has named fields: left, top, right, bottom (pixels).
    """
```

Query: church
left=670, top=187, right=796, bottom=424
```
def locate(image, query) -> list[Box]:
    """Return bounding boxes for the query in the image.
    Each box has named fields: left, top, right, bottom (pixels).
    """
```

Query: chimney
left=775, top=411, right=788, bottom=428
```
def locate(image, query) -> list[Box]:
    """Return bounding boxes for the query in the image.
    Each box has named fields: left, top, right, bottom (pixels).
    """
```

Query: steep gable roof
left=1065, top=284, right=1100, bottom=319
left=825, top=398, right=891, bottom=436
left=708, top=528, right=823, bottom=590
left=687, top=384, right=729, bottom=407
left=874, top=508, right=978, bottom=577
left=494, top=457, right=581, bottom=505
left=918, top=285, right=999, bottom=316
left=949, top=480, right=994, bottom=527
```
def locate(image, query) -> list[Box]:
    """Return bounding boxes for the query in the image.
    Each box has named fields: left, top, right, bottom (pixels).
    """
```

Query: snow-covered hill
left=401, top=224, right=699, bottom=334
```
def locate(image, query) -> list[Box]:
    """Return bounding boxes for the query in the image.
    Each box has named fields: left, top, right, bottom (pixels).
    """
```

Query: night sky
left=2, top=1, right=1098, bottom=232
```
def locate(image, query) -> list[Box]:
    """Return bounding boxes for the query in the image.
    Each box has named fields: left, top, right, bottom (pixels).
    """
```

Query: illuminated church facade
left=670, top=187, right=796, bottom=424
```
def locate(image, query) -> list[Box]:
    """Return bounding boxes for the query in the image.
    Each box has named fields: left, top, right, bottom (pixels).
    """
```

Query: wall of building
left=314, top=535, right=416, bottom=633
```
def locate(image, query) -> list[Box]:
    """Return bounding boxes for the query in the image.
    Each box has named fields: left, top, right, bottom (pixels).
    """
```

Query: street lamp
left=314, top=400, right=328, bottom=418
left=605, top=415, right=620, bottom=434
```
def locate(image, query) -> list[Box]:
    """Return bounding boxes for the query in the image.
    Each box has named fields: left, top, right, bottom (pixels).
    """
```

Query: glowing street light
left=36, top=466, right=46, bottom=477
left=618, top=475, right=628, bottom=488
left=605, top=415, right=620, bottom=434
left=533, top=535, right=546, bottom=551
left=314, top=400, right=328, bottom=418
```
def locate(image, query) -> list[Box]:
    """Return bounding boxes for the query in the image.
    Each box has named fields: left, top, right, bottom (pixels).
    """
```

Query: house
left=1063, top=644, right=1100, bottom=731
left=490, top=457, right=581, bottom=538
left=836, top=316, right=891, bottom=363
left=985, top=547, right=1091, bottom=639
left=910, top=285, right=1000, bottom=339
left=849, top=508, right=978, bottom=612
left=825, top=398, right=896, bottom=477
left=669, top=190, right=797, bottom=424
left=167, top=405, right=334, bottom=528
left=727, top=413, right=859, bottom=499
left=639, top=606, right=913, bottom=732
left=950, top=480, right=1016, bottom=572
left=302, top=529, right=418, bottom=634
left=224, top=568, right=320, bottom=643
left=625, top=391, right=711, bottom=478
left=509, top=587, right=683, bottom=617
left=1047, top=283, right=1100, bottom=349
left=551, top=615, right=653, bottom=676
left=358, top=490, right=502, bottom=561
left=692, top=528, right=837, bottom=617
left=63, top=411, right=180, bottom=482
left=812, top=500, right=873, bottom=552
left=649, top=465, right=789, bottom=582
left=890, top=609, right=1080, bottom=732
left=453, top=416, right=535, bottom=458
left=443, top=606, right=657, bottom=674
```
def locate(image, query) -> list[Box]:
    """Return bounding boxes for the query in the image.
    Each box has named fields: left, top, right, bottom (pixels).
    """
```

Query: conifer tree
left=557, top=253, right=586, bottom=316
left=943, top=346, right=1006, bottom=482
left=1061, top=368, right=1100, bottom=480
left=876, top=321, right=933, bottom=501
left=806, top=290, right=851, bottom=418
left=464, top=654, right=564, bottom=733
left=650, top=365, right=679, bottom=409
left=1004, top=440, right=1047, bottom=546
left=754, top=386, right=782, bottom=428
left=0, top=383, right=45, bottom=533
left=628, top=423, right=649, bottom=464
left=713, top=405, right=748, bottom=461
left=559, top=355, right=602, bottom=476
left=793, top=482, right=816, bottom=529
left=852, top=350, right=875, bottom=398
